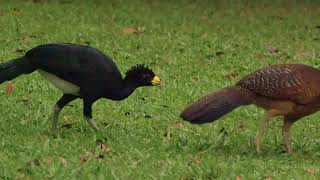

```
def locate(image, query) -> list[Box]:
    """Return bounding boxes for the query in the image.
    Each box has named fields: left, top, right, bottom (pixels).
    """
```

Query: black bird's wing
left=25, top=43, right=123, bottom=96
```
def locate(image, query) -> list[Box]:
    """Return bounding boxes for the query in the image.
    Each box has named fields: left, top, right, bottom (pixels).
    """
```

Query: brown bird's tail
left=180, top=86, right=256, bottom=124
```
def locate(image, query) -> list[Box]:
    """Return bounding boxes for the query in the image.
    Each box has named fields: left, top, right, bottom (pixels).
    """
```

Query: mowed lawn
left=0, top=0, right=320, bottom=179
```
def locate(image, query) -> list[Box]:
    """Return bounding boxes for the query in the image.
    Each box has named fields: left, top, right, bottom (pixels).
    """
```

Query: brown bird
left=181, top=64, right=320, bottom=154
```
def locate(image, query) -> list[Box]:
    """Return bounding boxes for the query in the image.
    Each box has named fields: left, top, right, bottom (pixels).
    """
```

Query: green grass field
left=0, top=0, right=320, bottom=179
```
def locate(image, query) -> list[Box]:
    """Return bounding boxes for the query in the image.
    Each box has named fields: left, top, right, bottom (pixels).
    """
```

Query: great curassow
left=0, top=43, right=161, bottom=134
left=181, top=64, right=320, bottom=154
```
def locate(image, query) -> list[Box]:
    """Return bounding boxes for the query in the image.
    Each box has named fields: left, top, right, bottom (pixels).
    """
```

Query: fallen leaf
left=174, top=122, right=183, bottom=129
left=5, top=83, right=14, bottom=94
left=30, top=35, right=37, bottom=38
left=131, top=160, right=140, bottom=168
left=238, top=121, right=244, bottom=129
left=216, top=51, right=225, bottom=57
left=201, top=16, right=209, bottom=20
left=297, top=51, right=318, bottom=58
left=123, top=27, right=138, bottom=34
left=27, top=159, right=40, bottom=166
left=60, top=123, right=73, bottom=129
left=59, top=157, right=67, bottom=165
left=63, top=115, right=72, bottom=121
left=80, top=140, right=112, bottom=162
left=201, top=32, right=208, bottom=39
left=305, top=167, right=320, bottom=175
left=236, top=176, right=241, bottom=180
left=267, top=46, right=280, bottom=54
left=159, top=160, right=168, bottom=167
left=10, top=8, right=20, bottom=16
left=95, top=139, right=104, bottom=146
left=144, top=114, right=151, bottom=119
left=96, top=139, right=112, bottom=152
left=41, top=157, right=53, bottom=165
left=224, top=73, right=239, bottom=79
left=190, top=156, right=202, bottom=164
left=15, top=173, right=29, bottom=180
left=266, top=177, right=271, bottom=180
left=80, top=151, right=95, bottom=162
left=122, top=27, right=145, bottom=34
left=97, top=154, right=104, bottom=159
left=163, top=131, right=172, bottom=138
left=101, top=145, right=112, bottom=153
left=15, top=49, right=25, bottom=53
left=266, top=46, right=290, bottom=59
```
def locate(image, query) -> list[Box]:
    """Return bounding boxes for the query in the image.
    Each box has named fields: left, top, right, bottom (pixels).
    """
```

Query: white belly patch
left=38, top=70, right=80, bottom=95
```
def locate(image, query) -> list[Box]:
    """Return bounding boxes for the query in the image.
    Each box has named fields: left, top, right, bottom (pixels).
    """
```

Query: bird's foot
left=285, top=146, right=293, bottom=154
left=85, top=117, right=100, bottom=131
left=256, top=146, right=261, bottom=154
left=51, top=127, right=59, bottom=138
left=255, top=138, right=261, bottom=154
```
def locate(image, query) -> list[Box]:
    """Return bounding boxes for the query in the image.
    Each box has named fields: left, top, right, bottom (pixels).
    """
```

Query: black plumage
left=0, top=43, right=161, bottom=133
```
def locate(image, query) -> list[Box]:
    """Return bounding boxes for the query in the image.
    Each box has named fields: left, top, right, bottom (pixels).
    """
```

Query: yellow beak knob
left=151, top=76, right=161, bottom=85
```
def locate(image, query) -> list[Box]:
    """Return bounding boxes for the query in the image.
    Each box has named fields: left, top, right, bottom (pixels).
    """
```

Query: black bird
left=0, top=43, right=161, bottom=133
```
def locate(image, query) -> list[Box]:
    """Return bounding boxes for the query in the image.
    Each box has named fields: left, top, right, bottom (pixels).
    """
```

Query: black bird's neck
left=109, top=77, right=140, bottom=100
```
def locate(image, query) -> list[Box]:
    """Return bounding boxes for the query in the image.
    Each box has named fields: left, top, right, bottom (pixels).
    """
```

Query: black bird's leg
left=83, top=99, right=99, bottom=130
left=53, top=94, right=78, bottom=133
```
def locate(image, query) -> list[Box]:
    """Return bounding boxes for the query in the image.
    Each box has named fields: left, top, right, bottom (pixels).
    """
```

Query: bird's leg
left=83, top=99, right=99, bottom=131
left=282, top=119, right=294, bottom=154
left=53, top=105, right=61, bottom=134
left=52, top=94, right=78, bottom=135
left=255, top=109, right=281, bottom=154
left=255, top=112, right=271, bottom=154
left=282, top=121, right=293, bottom=154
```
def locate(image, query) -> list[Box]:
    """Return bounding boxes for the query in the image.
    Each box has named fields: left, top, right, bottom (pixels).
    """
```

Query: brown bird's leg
left=255, top=112, right=270, bottom=154
left=282, top=114, right=305, bottom=154
left=282, top=117, right=295, bottom=154
left=255, top=109, right=280, bottom=154
left=283, top=113, right=305, bottom=154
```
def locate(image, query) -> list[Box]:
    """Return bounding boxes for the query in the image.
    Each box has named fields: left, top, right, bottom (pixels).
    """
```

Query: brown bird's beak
left=151, top=76, right=161, bottom=86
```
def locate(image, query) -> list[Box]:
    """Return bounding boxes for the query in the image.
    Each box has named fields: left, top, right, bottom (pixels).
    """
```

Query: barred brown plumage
left=181, top=64, right=320, bottom=154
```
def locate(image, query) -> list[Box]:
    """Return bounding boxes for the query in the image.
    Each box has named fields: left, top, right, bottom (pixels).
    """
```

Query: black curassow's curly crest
left=125, top=64, right=152, bottom=76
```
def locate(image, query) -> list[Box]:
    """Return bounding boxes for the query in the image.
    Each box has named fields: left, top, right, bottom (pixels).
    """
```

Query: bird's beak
left=151, top=76, right=161, bottom=86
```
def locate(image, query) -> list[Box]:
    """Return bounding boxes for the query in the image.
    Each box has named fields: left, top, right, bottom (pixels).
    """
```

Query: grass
left=0, top=0, right=320, bottom=179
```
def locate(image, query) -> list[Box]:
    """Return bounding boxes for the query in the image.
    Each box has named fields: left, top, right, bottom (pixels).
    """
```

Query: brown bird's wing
left=237, top=64, right=320, bottom=105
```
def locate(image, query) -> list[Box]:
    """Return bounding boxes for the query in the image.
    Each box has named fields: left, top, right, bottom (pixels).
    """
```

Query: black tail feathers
left=180, top=86, right=255, bottom=124
left=0, top=57, right=35, bottom=83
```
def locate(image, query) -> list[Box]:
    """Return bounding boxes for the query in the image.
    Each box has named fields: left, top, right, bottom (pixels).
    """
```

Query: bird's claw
left=86, top=118, right=100, bottom=131
left=51, top=128, right=59, bottom=138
